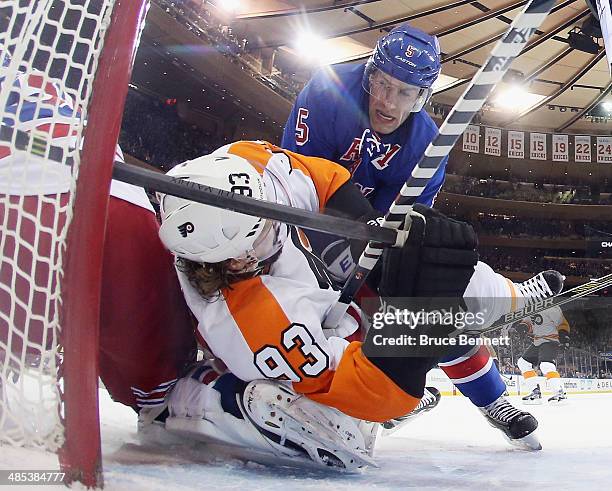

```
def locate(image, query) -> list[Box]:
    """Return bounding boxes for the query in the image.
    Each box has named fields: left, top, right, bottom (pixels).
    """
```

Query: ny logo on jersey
left=340, top=132, right=401, bottom=171
left=359, top=128, right=401, bottom=171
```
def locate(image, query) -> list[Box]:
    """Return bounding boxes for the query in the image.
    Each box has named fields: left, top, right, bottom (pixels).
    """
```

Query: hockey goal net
left=0, top=0, right=146, bottom=486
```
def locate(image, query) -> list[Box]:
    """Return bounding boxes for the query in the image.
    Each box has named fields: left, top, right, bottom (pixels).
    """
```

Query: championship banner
left=508, top=130, right=524, bottom=159
left=574, top=135, right=592, bottom=162
left=530, top=132, right=546, bottom=160
left=484, top=127, right=501, bottom=156
left=552, top=134, right=569, bottom=162
left=597, top=136, right=612, bottom=163
left=462, top=124, right=480, bottom=153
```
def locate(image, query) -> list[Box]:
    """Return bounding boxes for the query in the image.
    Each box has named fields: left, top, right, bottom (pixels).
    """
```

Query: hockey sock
left=439, top=345, right=506, bottom=407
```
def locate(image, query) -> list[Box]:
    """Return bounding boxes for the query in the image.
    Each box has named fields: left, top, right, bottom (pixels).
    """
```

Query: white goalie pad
left=239, top=380, right=377, bottom=470
left=164, top=376, right=377, bottom=471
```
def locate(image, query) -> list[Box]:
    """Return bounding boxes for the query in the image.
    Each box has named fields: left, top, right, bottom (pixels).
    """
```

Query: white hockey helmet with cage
left=158, top=152, right=278, bottom=265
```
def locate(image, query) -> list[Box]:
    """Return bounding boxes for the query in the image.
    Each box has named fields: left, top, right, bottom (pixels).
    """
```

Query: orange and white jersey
left=177, top=140, right=420, bottom=422
left=523, top=306, right=570, bottom=346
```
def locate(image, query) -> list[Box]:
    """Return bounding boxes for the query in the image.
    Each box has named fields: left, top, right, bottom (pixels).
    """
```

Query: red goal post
left=0, top=0, right=148, bottom=487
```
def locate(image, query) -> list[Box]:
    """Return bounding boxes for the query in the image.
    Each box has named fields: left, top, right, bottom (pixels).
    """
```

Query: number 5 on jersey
left=295, top=108, right=310, bottom=146
left=254, top=323, right=328, bottom=381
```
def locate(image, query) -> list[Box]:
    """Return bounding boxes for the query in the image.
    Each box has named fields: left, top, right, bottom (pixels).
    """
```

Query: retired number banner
left=462, top=125, right=480, bottom=153
left=552, top=134, right=569, bottom=162
left=508, top=131, right=524, bottom=159
left=574, top=135, right=592, bottom=163
left=484, top=127, right=501, bottom=156
left=530, top=133, right=546, bottom=160
left=597, top=136, right=612, bottom=163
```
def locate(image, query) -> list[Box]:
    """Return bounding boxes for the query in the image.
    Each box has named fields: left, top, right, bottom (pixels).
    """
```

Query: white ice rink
left=2, top=389, right=612, bottom=490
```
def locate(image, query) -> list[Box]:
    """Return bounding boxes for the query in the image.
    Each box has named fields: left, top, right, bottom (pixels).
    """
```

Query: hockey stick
left=0, top=123, right=399, bottom=245
left=476, top=272, right=612, bottom=336
left=323, top=0, right=556, bottom=328
left=113, top=162, right=402, bottom=244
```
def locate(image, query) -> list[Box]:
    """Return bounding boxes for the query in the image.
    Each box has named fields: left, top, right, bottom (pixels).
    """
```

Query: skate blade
left=522, top=399, right=543, bottom=405
left=547, top=398, right=568, bottom=405
left=506, top=431, right=542, bottom=451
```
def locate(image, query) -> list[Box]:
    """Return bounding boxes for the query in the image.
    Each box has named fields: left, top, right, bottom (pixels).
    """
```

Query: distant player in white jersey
left=155, top=140, right=567, bottom=467
left=515, top=306, right=570, bottom=403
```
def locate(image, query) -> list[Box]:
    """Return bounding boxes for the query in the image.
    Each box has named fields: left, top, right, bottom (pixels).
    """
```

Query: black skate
left=381, top=387, right=441, bottom=435
left=548, top=389, right=567, bottom=403
left=516, top=270, right=565, bottom=305
left=522, top=384, right=543, bottom=405
left=480, top=395, right=541, bottom=450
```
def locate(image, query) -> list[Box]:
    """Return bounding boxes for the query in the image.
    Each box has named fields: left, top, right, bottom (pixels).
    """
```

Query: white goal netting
left=0, top=0, right=116, bottom=451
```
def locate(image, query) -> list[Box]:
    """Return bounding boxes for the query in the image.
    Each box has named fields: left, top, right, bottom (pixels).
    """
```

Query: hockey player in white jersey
left=515, top=306, right=570, bottom=403
left=156, top=141, right=567, bottom=467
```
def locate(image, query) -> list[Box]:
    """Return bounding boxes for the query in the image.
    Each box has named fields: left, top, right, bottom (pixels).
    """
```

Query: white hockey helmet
left=158, top=152, right=277, bottom=264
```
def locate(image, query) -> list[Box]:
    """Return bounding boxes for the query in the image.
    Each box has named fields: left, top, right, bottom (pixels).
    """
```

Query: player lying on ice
left=154, top=140, right=565, bottom=470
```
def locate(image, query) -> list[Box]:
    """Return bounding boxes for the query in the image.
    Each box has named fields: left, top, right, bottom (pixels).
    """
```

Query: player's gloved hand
left=378, top=204, right=478, bottom=298
left=558, top=330, right=570, bottom=349
left=512, top=320, right=530, bottom=337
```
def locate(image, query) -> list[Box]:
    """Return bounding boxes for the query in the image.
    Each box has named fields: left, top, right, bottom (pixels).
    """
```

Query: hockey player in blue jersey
left=282, top=24, right=444, bottom=282
left=282, top=24, right=444, bottom=213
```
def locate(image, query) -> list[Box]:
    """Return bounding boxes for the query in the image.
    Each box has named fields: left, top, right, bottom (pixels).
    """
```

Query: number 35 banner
left=574, top=135, right=592, bottom=163
left=552, top=134, right=568, bottom=162
left=462, top=125, right=480, bottom=153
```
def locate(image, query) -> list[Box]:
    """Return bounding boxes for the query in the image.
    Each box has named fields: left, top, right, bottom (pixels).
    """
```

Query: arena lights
left=217, top=0, right=240, bottom=13
left=294, top=30, right=324, bottom=56
left=492, top=85, right=545, bottom=112
left=493, top=85, right=527, bottom=109
left=293, top=30, right=342, bottom=65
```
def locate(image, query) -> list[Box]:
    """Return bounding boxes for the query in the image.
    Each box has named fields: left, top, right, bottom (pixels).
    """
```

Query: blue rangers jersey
left=282, top=62, right=446, bottom=212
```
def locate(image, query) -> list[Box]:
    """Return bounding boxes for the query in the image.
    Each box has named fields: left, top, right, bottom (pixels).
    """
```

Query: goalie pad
left=165, top=372, right=377, bottom=471
left=239, top=380, right=377, bottom=470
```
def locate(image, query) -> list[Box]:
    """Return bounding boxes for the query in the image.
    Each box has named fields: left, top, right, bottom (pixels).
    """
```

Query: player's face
left=368, top=70, right=422, bottom=134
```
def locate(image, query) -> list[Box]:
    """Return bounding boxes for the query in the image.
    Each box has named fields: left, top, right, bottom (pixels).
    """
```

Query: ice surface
left=2, top=389, right=612, bottom=490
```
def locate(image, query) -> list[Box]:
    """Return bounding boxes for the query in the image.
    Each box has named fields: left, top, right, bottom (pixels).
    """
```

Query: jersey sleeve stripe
left=223, top=276, right=333, bottom=394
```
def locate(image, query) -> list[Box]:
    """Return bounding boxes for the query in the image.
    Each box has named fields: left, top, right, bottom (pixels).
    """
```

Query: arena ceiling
left=207, top=0, right=612, bottom=133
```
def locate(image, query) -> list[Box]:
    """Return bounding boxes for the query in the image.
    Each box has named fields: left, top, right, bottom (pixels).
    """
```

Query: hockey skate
left=516, top=270, right=565, bottom=305
left=479, top=395, right=541, bottom=450
left=548, top=389, right=567, bottom=404
left=381, top=387, right=441, bottom=435
left=521, top=384, right=543, bottom=405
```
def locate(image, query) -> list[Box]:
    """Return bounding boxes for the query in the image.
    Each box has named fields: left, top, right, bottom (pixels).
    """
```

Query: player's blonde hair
left=176, top=257, right=252, bottom=301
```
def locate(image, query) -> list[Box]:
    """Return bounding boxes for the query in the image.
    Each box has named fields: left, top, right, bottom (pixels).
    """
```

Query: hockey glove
left=558, top=330, right=570, bottom=349
left=378, top=204, right=479, bottom=298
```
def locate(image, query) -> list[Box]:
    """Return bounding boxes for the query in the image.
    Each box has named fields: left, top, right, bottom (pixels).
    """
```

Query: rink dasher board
left=425, top=368, right=612, bottom=396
